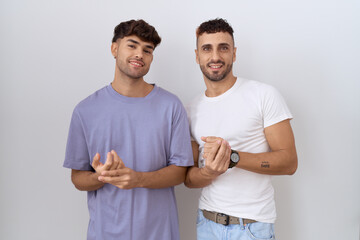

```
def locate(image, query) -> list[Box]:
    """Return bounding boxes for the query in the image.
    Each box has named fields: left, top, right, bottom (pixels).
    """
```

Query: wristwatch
left=229, top=149, right=240, bottom=168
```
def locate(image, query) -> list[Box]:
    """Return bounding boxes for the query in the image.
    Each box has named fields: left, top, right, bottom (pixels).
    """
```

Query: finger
left=205, top=140, right=221, bottom=161
left=91, top=153, right=101, bottom=169
left=103, top=152, right=113, bottom=170
left=111, top=150, right=125, bottom=169
left=214, top=140, right=228, bottom=166
left=203, top=142, right=221, bottom=153
left=98, top=175, right=119, bottom=183
left=201, top=136, right=222, bottom=143
left=102, top=169, right=125, bottom=177
left=109, top=150, right=119, bottom=170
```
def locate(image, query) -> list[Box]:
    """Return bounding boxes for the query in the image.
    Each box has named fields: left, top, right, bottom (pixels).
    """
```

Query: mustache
left=207, top=61, right=225, bottom=67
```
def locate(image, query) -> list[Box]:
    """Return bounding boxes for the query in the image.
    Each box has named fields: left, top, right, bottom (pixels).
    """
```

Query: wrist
left=136, top=171, right=145, bottom=188
left=92, top=171, right=103, bottom=183
left=199, top=167, right=219, bottom=180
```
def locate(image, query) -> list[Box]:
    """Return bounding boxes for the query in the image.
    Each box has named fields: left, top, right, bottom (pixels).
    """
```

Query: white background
left=1, top=0, right=359, bottom=239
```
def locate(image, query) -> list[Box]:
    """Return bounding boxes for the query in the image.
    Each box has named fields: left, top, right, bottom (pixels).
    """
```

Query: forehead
left=118, top=35, right=155, bottom=48
left=197, top=32, right=234, bottom=47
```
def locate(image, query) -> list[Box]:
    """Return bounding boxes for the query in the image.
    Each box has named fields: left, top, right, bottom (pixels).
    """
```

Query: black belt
left=202, top=209, right=257, bottom=226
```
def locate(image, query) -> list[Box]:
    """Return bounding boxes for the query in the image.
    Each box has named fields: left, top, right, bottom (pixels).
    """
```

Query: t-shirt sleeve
left=185, top=103, right=196, bottom=142
left=168, top=101, right=194, bottom=167
left=262, top=85, right=293, bottom=128
left=63, top=108, right=92, bottom=171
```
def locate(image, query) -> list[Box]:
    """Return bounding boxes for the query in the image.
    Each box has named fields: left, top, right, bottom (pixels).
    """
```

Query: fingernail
left=217, top=140, right=221, bottom=144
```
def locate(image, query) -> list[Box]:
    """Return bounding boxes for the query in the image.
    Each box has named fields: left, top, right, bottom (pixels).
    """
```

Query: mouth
left=208, top=62, right=224, bottom=70
left=129, top=60, right=144, bottom=67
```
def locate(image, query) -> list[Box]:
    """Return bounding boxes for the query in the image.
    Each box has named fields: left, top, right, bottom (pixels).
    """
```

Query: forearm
left=237, top=149, right=297, bottom=175
left=138, top=165, right=187, bottom=189
left=71, top=169, right=105, bottom=191
left=184, top=166, right=215, bottom=188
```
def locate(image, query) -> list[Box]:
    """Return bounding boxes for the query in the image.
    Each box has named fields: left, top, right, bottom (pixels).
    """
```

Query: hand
left=201, top=136, right=231, bottom=178
left=91, top=150, right=124, bottom=175
left=98, top=150, right=142, bottom=189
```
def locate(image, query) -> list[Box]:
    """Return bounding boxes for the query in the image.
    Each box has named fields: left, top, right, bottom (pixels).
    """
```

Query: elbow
left=287, top=155, right=298, bottom=175
left=71, top=174, right=88, bottom=191
left=71, top=178, right=86, bottom=191
left=184, top=175, right=196, bottom=189
left=287, top=165, right=297, bottom=175
left=184, top=179, right=193, bottom=188
left=73, top=184, right=87, bottom=191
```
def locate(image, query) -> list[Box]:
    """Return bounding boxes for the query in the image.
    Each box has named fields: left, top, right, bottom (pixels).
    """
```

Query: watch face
left=231, top=152, right=239, bottom=163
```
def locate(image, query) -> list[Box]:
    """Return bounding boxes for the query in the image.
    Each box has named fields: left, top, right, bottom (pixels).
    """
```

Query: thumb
left=201, top=136, right=220, bottom=143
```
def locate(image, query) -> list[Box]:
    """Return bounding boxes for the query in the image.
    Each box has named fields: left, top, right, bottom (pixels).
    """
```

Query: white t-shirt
left=187, top=78, right=293, bottom=223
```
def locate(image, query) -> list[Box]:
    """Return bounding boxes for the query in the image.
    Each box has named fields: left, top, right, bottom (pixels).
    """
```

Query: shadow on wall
left=272, top=177, right=296, bottom=239
left=175, top=184, right=201, bottom=240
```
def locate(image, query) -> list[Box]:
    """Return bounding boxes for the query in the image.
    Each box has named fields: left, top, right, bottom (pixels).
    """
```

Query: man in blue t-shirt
left=64, top=19, right=193, bottom=240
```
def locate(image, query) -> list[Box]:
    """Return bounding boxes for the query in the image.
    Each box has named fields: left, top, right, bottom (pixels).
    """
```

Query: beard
left=117, top=58, right=150, bottom=80
left=199, top=61, right=233, bottom=82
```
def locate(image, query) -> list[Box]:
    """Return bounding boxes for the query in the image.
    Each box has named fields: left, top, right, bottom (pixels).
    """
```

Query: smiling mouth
left=209, top=64, right=222, bottom=70
left=208, top=62, right=224, bottom=70
left=129, top=60, right=144, bottom=67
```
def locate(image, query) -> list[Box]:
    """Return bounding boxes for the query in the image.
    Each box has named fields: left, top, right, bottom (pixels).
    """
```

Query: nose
left=211, top=50, right=221, bottom=62
left=135, top=49, right=143, bottom=59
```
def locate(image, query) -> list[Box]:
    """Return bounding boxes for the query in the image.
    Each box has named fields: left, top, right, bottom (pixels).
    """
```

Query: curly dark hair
left=196, top=18, right=234, bottom=42
left=112, top=19, right=161, bottom=48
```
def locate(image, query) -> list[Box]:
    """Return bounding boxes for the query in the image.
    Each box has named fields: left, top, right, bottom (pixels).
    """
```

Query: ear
left=233, top=47, right=237, bottom=63
left=195, top=49, right=200, bottom=64
left=111, top=42, right=118, bottom=58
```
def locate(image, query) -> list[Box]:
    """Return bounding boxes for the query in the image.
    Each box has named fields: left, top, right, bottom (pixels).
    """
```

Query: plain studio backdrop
left=0, top=0, right=359, bottom=239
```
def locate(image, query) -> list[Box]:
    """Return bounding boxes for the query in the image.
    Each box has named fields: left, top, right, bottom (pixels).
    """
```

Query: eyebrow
left=201, top=43, right=231, bottom=48
left=201, top=44, right=212, bottom=49
left=218, top=43, right=230, bottom=47
left=127, top=39, right=154, bottom=50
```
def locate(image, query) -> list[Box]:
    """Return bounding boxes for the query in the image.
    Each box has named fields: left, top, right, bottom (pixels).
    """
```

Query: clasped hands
left=201, top=136, right=232, bottom=178
left=91, top=150, right=142, bottom=189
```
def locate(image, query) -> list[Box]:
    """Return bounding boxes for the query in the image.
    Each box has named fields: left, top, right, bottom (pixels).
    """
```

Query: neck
left=204, top=74, right=237, bottom=97
left=112, top=70, right=153, bottom=98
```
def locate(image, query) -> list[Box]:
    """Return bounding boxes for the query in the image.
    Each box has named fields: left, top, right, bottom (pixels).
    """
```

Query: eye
left=220, top=46, right=229, bottom=51
left=144, top=49, right=152, bottom=54
left=128, top=45, right=135, bottom=49
left=203, top=47, right=210, bottom=51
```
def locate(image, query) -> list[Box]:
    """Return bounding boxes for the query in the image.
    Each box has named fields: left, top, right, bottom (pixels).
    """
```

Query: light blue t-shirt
left=64, top=84, right=193, bottom=240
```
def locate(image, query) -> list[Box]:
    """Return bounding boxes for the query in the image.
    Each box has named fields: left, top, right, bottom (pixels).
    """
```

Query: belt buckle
left=216, top=213, right=230, bottom=226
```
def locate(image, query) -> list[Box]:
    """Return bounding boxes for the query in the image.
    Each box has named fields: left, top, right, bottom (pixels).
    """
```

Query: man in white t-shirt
left=185, top=18, right=298, bottom=240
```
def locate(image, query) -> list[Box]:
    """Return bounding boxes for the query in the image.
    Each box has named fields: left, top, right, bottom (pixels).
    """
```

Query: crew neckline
left=203, top=78, right=244, bottom=102
left=106, top=83, right=159, bottom=103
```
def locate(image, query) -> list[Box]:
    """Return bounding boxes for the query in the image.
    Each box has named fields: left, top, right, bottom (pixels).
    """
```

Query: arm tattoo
left=261, top=161, right=270, bottom=168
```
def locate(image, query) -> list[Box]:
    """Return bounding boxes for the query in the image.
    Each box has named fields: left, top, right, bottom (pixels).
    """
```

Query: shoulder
left=238, top=78, right=281, bottom=100
left=155, top=86, right=185, bottom=107
left=74, top=85, right=108, bottom=114
left=240, top=78, right=276, bottom=92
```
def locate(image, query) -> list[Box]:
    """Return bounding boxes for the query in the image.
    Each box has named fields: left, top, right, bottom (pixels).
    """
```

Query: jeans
left=197, top=209, right=275, bottom=240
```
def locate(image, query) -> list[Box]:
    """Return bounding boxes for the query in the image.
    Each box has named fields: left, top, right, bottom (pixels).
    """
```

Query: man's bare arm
left=71, top=170, right=104, bottom=191
left=235, top=119, right=298, bottom=175
left=71, top=151, right=122, bottom=191
left=98, top=151, right=188, bottom=189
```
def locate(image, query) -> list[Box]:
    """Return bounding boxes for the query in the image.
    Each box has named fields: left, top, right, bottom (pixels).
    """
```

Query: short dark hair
left=112, top=19, right=161, bottom=48
left=196, top=18, right=234, bottom=42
